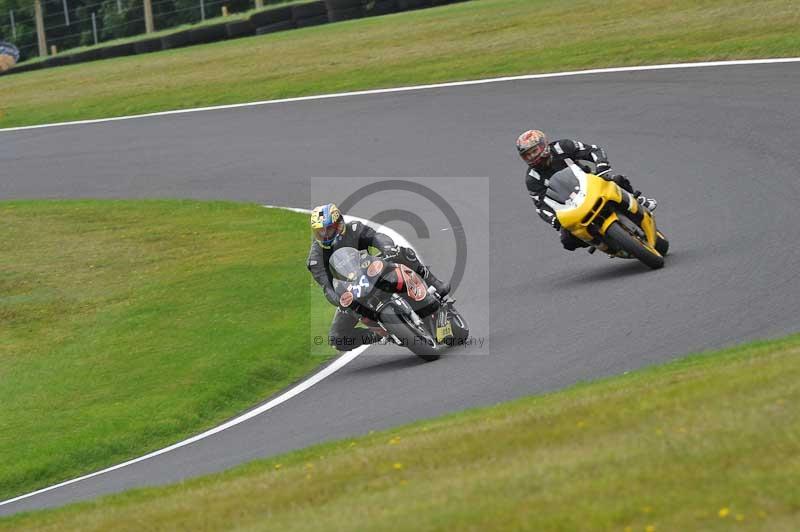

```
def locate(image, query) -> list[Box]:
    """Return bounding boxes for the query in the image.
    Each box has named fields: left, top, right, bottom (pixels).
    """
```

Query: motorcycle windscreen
left=330, top=247, right=362, bottom=281
left=545, top=168, right=581, bottom=205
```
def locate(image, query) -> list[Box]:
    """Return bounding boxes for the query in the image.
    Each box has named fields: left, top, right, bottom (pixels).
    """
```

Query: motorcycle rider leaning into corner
left=517, top=129, right=658, bottom=251
left=307, top=203, right=451, bottom=352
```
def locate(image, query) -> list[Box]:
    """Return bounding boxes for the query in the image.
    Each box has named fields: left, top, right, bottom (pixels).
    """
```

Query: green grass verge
left=0, top=200, right=333, bottom=502
left=3, top=334, right=799, bottom=530
left=2, top=0, right=799, bottom=128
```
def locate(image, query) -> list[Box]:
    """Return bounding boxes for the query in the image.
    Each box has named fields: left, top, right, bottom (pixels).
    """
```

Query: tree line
left=0, top=0, right=291, bottom=61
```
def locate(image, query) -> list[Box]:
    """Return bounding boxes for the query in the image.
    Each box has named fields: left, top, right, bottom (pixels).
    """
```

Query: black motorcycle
left=331, top=247, right=469, bottom=361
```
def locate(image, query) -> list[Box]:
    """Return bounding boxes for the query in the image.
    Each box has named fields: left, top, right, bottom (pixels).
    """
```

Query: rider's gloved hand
left=339, top=306, right=359, bottom=319
left=381, top=246, right=400, bottom=260
left=610, top=174, right=633, bottom=193
left=324, top=286, right=339, bottom=307
left=383, top=246, right=419, bottom=264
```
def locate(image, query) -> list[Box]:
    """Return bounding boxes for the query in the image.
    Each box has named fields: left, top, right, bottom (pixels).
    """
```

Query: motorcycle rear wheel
left=606, top=221, right=665, bottom=270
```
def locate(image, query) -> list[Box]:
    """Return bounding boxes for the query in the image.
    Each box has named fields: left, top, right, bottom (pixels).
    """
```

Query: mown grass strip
left=2, top=333, right=798, bottom=530
left=0, top=200, right=334, bottom=501
left=2, top=0, right=799, bottom=128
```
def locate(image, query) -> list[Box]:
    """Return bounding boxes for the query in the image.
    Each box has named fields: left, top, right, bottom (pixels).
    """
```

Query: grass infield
left=2, top=0, right=799, bottom=128
left=0, top=200, right=333, bottom=502
left=2, top=334, right=798, bottom=530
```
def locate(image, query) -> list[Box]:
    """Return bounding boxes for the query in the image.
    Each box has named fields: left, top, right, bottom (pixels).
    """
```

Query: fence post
left=255, top=0, right=263, bottom=9
left=91, top=12, right=98, bottom=45
left=62, top=0, right=70, bottom=25
left=143, top=0, right=154, bottom=33
left=34, top=0, right=47, bottom=57
left=9, top=9, right=16, bottom=39
left=200, top=0, right=205, bottom=21
left=117, top=0, right=122, bottom=14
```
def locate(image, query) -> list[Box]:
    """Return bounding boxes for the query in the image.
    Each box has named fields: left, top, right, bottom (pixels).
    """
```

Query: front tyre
left=606, top=221, right=665, bottom=270
left=655, top=231, right=670, bottom=256
left=379, top=305, right=442, bottom=361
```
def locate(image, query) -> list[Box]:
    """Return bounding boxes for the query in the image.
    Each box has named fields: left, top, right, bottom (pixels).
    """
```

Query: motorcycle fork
left=436, top=307, right=449, bottom=330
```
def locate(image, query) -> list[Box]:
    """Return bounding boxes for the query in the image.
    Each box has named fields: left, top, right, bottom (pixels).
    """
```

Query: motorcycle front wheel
left=606, top=221, right=665, bottom=270
left=655, top=230, right=670, bottom=256
left=379, top=305, right=442, bottom=361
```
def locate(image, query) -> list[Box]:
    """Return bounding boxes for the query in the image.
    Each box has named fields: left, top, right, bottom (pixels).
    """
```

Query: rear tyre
left=379, top=305, right=441, bottom=361
left=44, top=55, right=70, bottom=68
left=100, top=42, right=135, bottom=60
left=296, top=14, right=329, bottom=27
left=328, top=6, right=363, bottom=21
left=255, top=20, right=296, bottom=35
left=226, top=20, right=254, bottom=38
left=292, top=0, right=327, bottom=19
left=161, top=30, right=192, bottom=50
left=188, top=23, right=228, bottom=45
left=606, top=221, right=664, bottom=270
left=134, top=38, right=163, bottom=54
left=365, top=0, right=398, bottom=16
left=250, top=6, right=293, bottom=27
left=398, top=0, right=430, bottom=9
left=325, top=0, right=361, bottom=8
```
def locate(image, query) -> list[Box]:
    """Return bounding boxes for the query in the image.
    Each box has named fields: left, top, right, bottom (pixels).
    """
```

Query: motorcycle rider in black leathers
left=517, top=129, right=658, bottom=250
left=307, top=203, right=450, bottom=351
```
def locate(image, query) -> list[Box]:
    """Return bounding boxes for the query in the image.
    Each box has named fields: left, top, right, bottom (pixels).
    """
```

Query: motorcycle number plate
left=436, top=321, right=453, bottom=342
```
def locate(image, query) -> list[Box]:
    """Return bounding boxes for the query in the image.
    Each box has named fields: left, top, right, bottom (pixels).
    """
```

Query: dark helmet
left=516, top=129, right=551, bottom=166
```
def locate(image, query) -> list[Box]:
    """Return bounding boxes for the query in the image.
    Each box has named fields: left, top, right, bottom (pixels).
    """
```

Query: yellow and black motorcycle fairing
left=544, top=159, right=668, bottom=269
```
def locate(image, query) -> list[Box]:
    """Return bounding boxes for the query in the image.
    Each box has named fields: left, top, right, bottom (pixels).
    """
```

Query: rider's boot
left=362, top=330, right=389, bottom=346
left=419, top=266, right=451, bottom=297
left=634, top=191, right=658, bottom=212
left=375, top=333, right=400, bottom=346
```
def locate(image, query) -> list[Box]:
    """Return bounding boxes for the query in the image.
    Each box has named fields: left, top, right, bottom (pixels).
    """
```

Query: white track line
left=0, top=345, right=366, bottom=508
left=270, top=206, right=414, bottom=249
left=1, top=57, right=799, bottom=133
left=0, top=206, right=414, bottom=508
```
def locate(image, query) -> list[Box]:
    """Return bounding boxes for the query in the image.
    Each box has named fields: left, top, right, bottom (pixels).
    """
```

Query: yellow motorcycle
left=544, top=159, right=669, bottom=269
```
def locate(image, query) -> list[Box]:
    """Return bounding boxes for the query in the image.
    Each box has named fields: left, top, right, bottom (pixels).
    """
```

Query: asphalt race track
left=2, top=62, right=800, bottom=514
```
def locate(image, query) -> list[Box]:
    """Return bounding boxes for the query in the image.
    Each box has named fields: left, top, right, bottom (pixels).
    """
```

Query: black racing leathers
left=524, top=139, right=634, bottom=250
left=323, top=261, right=423, bottom=352
left=307, top=219, right=433, bottom=351
left=307, top=219, right=395, bottom=307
